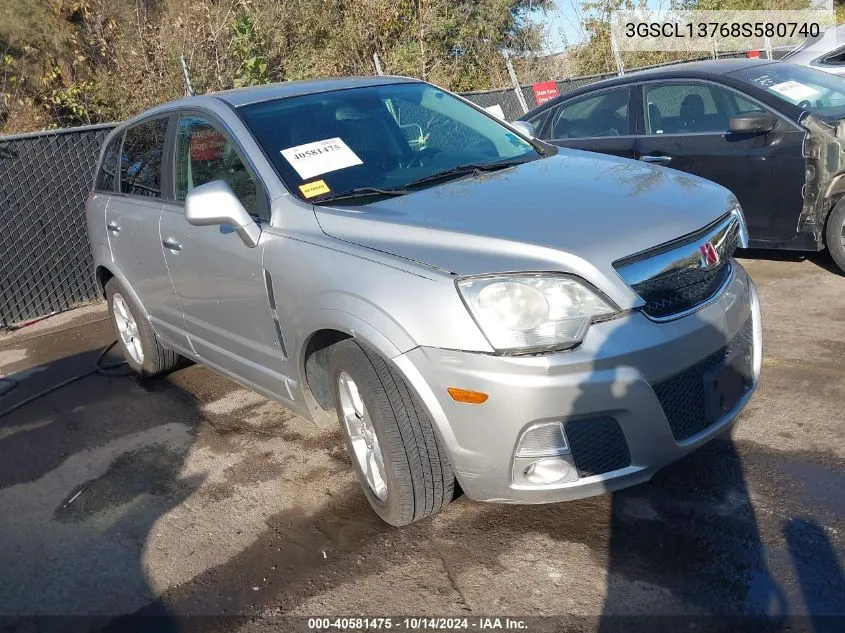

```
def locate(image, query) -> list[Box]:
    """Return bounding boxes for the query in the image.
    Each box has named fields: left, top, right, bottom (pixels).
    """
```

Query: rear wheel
left=105, top=278, right=180, bottom=377
left=825, top=199, right=845, bottom=274
left=328, top=339, right=454, bottom=526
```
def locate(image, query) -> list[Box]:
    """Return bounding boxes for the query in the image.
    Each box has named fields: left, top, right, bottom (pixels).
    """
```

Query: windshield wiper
left=401, top=157, right=530, bottom=189
left=313, top=187, right=410, bottom=204
left=312, top=158, right=530, bottom=205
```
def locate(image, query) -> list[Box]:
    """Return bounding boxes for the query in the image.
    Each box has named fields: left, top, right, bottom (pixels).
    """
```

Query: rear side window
left=95, top=133, right=122, bottom=192
left=174, top=115, right=259, bottom=216
left=120, top=118, right=169, bottom=198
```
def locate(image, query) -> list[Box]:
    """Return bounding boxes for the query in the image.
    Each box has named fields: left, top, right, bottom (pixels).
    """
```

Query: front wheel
left=329, top=339, right=454, bottom=526
left=825, top=199, right=845, bottom=274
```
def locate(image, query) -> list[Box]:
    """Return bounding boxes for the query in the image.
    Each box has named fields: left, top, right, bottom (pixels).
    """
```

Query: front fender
left=293, top=306, right=416, bottom=428
left=304, top=307, right=411, bottom=360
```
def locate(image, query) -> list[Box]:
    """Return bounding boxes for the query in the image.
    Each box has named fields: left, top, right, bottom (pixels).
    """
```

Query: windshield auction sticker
left=299, top=179, right=331, bottom=199
left=281, top=138, right=363, bottom=180
left=768, top=80, right=819, bottom=101
left=610, top=9, right=835, bottom=53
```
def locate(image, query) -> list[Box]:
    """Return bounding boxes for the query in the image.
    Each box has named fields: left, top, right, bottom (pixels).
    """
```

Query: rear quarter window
left=119, top=118, right=169, bottom=198
left=95, top=133, right=122, bottom=192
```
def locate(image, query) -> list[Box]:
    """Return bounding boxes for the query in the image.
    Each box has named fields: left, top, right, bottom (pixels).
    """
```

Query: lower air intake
left=565, top=417, right=631, bottom=478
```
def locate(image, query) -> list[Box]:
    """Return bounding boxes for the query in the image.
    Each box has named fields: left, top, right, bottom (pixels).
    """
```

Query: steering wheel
left=798, top=99, right=812, bottom=110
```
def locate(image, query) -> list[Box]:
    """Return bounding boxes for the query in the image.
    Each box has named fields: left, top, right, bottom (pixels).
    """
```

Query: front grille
left=632, top=222, right=740, bottom=319
left=654, top=317, right=754, bottom=442
left=565, top=417, right=631, bottom=477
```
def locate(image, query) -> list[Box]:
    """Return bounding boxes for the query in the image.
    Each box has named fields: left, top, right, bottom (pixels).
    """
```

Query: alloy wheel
left=338, top=371, right=388, bottom=500
left=112, top=293, right=143, bottom=365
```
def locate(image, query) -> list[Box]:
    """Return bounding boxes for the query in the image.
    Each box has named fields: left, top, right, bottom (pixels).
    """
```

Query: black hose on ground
left=0, top=341, right=129, bottom=419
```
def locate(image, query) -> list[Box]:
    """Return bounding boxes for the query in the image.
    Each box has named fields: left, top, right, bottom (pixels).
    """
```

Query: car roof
left=626, top=57, right=779, bottom=78
left=581, top=58, right=779, bottom=89
left=112, top=75, right=424, bottom=131
left=781, top=23, right=845, bottom=61
left=210, top=75, right=421, bottom=107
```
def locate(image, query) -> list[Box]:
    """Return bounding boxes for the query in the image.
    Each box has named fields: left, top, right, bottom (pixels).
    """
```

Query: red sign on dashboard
left=532, top=81, right=560, bottom=105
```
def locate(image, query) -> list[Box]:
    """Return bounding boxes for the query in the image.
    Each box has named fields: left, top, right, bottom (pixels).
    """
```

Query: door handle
left=107, top=222, right=121, bottom=233
left=640, top=154, right=672, bottom=164
left=162, top=238, right=182, bottom=252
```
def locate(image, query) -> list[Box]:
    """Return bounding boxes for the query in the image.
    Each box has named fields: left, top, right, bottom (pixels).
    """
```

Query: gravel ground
left=0, top=253, right=843, bottom=632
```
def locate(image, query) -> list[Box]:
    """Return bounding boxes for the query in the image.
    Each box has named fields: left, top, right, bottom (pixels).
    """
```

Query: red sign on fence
left=532, top=81, right=560, bottom=105
left=191, top=129, right=226, bottom=161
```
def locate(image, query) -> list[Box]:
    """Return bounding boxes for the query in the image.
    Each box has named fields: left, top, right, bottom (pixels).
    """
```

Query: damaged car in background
left=87, top=77, right=761, bottom=526
left=519, top=59, right=845, bottom=273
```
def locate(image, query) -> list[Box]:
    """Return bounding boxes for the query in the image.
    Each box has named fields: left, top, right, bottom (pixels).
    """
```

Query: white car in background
left=781, top=24, right=845, bottom=77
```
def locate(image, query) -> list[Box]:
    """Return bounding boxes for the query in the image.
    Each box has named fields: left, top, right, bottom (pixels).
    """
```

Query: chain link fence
left=0, top=124, right=115, bottom=328
left=0, top=51, right=793, bottom=328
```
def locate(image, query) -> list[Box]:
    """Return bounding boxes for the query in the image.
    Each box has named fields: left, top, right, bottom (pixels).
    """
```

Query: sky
left=533, top=0, right=671, bottom=54
left=533, top=0, right=583, bottom=54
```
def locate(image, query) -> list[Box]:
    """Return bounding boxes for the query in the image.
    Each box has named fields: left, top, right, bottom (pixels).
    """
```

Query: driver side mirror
left=511, top=120, right=536, bottom=139
left=729, top=112, right=777, bottom=135
left=185, top=180, right=261, bottom=248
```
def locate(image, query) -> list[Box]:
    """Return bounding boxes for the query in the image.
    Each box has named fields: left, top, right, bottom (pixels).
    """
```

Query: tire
left=328, top=339, right=454, bottom=526
left=826, top=199, right=845, bottom=274
left=105, top=278, right=180, bottom=377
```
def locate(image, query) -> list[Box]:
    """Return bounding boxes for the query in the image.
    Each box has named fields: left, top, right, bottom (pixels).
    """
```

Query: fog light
left=522, top=456, right=573, bottom=485
left=513, top=422, right=579, bottom=486
left=516, top=422, right=569, bottom=457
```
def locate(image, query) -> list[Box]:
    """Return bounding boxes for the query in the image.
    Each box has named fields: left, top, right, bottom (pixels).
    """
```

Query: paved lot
left=0, top=253, right=843, bottom=631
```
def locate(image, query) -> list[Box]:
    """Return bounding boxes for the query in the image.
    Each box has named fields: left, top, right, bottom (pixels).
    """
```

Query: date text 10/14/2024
left=307, top=617, right=529, bottom=631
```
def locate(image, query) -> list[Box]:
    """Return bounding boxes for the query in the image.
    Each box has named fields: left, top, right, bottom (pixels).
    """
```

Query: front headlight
left=456, top=274, right=618, bottom=354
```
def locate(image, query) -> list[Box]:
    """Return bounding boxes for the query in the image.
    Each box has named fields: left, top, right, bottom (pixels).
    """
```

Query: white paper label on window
left=484, top=104, right=506, bottom=120
left=280, top=137, right=363, bottom=180
left=769, top=80, right=818, bottom=102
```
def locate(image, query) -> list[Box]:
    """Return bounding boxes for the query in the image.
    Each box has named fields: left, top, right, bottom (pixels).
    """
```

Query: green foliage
left=0, top=0, right=552, bottom=134
left=232, top=6, right=269, bottom=88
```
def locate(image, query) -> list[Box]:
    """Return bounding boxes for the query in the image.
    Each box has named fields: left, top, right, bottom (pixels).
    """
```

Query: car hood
left=313, top=150, right=737, bottom=308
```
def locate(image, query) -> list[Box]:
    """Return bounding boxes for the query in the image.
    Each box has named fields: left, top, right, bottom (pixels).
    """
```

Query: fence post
left=610, top=31, right=625, bottom=76
left=180, top=54, right=194, bottom=97
left=373, top=53, right=384, bottom=75
left=764, top=36, right=773, bottom=59
left=501, top=50, right=529, bottom=114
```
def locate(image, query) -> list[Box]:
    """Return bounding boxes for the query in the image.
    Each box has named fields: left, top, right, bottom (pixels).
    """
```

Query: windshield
left=238, top=82, right=540, bottom=203
left=733, top=63, right=845, bottom=120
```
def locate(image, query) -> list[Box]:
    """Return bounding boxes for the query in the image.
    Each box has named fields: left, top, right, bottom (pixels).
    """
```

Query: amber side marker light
left=447, top=388, right=489, bottom=404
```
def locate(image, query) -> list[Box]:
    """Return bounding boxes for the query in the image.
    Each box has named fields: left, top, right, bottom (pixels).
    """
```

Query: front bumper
left=393, top=263, right=762, bottom=503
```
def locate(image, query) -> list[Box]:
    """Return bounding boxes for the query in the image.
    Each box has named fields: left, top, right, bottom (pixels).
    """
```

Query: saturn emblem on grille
left=699, top=242, right=720, bottom=270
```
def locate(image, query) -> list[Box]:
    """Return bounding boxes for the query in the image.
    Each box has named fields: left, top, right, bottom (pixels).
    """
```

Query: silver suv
left=86, top=77, right=761, bottom=526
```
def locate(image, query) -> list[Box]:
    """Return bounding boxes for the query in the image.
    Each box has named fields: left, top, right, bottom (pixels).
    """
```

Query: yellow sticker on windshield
left=299, top=180, right=331, bottom=199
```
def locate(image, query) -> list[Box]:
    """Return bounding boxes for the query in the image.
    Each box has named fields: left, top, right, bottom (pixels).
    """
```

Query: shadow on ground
left=1, top=300, right=844, bottom=632
left=0, top=330, right=205, bottom=627
left=739, top=248, right=843, bottom=277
